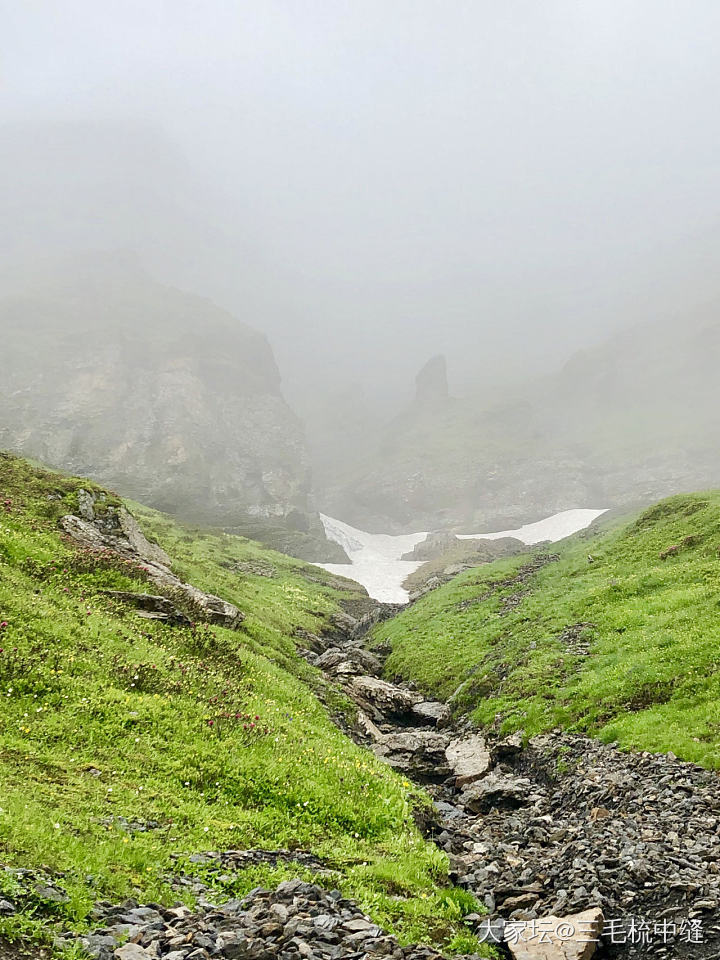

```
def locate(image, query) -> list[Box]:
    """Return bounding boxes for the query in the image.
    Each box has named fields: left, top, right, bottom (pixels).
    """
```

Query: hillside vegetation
left=371, top=493, right=720, bottom=768
left=0, top=454, right=479, bottom=953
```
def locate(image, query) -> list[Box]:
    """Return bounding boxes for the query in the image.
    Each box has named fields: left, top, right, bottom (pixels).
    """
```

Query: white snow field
left=317, top=509, right=607, bottom=604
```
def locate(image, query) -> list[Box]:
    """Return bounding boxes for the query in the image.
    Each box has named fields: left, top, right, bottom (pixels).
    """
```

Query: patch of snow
left=316, top=515, right=426, bottom=605
left=316, top=508, right=607, bottom=605
left=457, top=508, right=608, bottom=545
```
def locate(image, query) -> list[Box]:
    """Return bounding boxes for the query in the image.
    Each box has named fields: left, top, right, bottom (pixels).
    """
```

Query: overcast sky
left=2, top=1, right=720, bottom=407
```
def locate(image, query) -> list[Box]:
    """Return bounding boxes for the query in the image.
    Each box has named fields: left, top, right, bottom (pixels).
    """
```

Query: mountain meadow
left=0, top=454, right=479, bottom=956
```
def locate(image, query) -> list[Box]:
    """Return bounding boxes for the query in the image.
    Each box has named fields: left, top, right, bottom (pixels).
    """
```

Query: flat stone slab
left=317, top=646, right=382, bottom=677
left=445, top=733, right=492, bottom=785
left=115, top=944, right=150, bottom=960
left=506, top=908, right=604, bottom=960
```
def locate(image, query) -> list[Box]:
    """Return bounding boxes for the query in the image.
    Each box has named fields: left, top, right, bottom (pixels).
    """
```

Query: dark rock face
left=349, top=675, right=421, bottom=724
left=0, top=266, right=323, bottom=551
left=415, top=355, right=449, bottom=406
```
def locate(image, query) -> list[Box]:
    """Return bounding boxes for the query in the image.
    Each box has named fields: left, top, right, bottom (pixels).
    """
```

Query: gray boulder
left=445, top=733, right=492, bottom=786
left=412, top=699, right=451, bottom=727
left=459, top=771, right=531, bottom=813
left=372, top=730, right=451, bottom=777
left=349, top=676, right=420, bottom=722
left=316, top=646, right=382, bottom=678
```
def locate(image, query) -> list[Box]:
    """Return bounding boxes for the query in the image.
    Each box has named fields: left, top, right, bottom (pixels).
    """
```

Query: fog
left=3, top=0, right=720, bottom=412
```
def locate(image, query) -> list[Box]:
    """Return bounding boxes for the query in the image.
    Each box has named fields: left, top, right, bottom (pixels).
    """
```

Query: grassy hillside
left=0, top=454, right=480, bottom=954
left=371, top=492, right=720, bottom=768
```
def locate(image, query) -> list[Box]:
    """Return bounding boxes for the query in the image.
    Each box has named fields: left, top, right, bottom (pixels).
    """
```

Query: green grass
left=371, top=492, right=720, bottom=768
left=0, top=454, right=488, bottom=955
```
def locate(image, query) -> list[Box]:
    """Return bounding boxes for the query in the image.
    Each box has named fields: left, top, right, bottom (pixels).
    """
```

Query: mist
left=3, top=0, right=720, bottom=410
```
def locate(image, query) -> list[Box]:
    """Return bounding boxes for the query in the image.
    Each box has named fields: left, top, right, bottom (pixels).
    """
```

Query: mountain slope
left=0, top=259, right=344, bottom=560
left=324, top=311, right=720, bottom=531
left=0, top=453, right=474, bottom=951
left=370, top=491, right=720, bottom=767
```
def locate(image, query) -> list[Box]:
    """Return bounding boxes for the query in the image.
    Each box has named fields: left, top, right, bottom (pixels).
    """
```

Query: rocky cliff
left=0, top=260, right=344, bottom=559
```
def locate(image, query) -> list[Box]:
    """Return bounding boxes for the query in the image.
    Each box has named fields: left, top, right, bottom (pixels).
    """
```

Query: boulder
left=182, top=585, right=245, bottom=629
left=445, top=733, right=492, bottom=786
left=459, top=772, right=531, bottom=813
left=506, top=908, right=604, bottom=960
left=60, top=510, right=245, bottom=629
left=412, top=700, right=451, bottom=727
left=316, top=646, right=382, bottom=678
left=372, top=730, right=451, bottom=777
left=103, top=591, right=190, bottom=625
left=114, top=945, right=150, bottom=960
left=349, top=676, right=420, bottom=722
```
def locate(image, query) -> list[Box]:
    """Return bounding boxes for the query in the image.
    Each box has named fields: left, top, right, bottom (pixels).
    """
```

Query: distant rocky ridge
left=0, top=261, right=346, bottom=561
left=318, top=311, right=720, bottom=532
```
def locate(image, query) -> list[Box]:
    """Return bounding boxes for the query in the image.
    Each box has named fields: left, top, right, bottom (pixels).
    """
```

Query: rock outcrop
left=59, top=495, right=244, bottom=629
left=402, top=531, right=460, bottom=561
left=445, top=734, right=492, bottom=787
left=318, top=312, right=720, bottom=534
left=348, top=675, right=422, bottom=724
left=372, top=730, right=451, bottom=778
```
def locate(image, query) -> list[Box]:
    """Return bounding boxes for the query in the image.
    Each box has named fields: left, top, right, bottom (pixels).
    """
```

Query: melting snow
left=316, top=508, right=607, bottom=604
